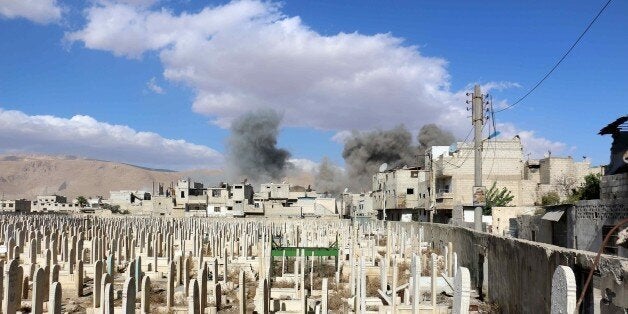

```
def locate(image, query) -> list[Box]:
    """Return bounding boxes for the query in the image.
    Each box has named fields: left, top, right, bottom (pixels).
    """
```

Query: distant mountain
left=0, top=154, right=221, bottom=200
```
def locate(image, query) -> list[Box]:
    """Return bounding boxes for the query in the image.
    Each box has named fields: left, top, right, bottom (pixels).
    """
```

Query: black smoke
left=342, top=125, right=417, bottom=190
left=227, top=109, right=291, bottom=182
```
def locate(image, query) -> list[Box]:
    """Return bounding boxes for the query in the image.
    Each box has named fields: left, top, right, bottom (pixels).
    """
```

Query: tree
left=567, top=173, right=601, bottom=203
left=483, top=182, right=514, bottom=215
left=555, top=173, right=577, bottom=199
left=77, top=196, right=88, bottom=207
left=541, top=192, right=560, bottom=206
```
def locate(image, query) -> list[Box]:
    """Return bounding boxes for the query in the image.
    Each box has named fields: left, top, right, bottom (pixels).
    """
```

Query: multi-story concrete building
left=534, top=156, right=603, bottom=200
left=0, top=199, right=31, bottom=212
left=174, top=179, right=206, bottom=212
left=31, top=194, right=78, bottom=212
left=345, top=192, right=375, bottom=219
left=431, top=138, right=537, bottom=221
left=372, top=166, right=429, bottom=221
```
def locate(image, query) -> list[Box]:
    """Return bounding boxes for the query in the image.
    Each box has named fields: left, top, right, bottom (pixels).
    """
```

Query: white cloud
left=66, top=1, right=465, bottom=132
left=0, top=108, right=223, bottom=169
left=146, top=77, right=165, bottom=94
left=497, top=122, right=570, bottom=159
left=67, top=0, right=568, bottom=157
left=0, top=0, right=62, bottom=24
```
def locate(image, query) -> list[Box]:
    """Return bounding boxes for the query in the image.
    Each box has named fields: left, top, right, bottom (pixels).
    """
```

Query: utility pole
left=472, top=84, right=484, bottom=231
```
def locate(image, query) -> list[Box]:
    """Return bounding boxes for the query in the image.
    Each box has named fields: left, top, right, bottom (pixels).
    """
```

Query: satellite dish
left=623, top=150, right=628, bottom=164
left=379, top=163, right=388, bottom=172
left=343, top=188, right=349, bottom=194
left=448, top=143, right=458, bottom=153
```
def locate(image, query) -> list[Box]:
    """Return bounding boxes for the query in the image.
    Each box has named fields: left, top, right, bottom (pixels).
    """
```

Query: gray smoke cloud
left=342, top=125, right=417, bottom=191
left=417, top=124, right=456, bottom=166
left=227, top=109, right=291, bottom=182
left=417, top=124, right=456, bottom=149
left=314, top=157, right=347, bottom=196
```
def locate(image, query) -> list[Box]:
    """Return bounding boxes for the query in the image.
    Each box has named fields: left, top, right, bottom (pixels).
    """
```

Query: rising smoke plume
left=417, top=123, right=456, bottom=166
left=341, top=124, right=456, bottom=191
left=417, top=124, right=456, bottom=150
left=342, top=125, right=417, bottom=190
left=314, top=157, right=347, bottom=196
left=227, top=109, right=291, bottom=182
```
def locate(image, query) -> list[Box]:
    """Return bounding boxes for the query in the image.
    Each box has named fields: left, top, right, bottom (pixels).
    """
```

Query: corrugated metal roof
left=541, top=210, right=565, bottom=222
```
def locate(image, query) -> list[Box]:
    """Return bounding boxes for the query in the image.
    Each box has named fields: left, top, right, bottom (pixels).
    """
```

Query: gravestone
left=453, top=267, right=470, bottom=314
left=32, top=267, right=45, bottom=314
left=551, top=265, right=576, bottom=314
left=49, top=282, right=62, bottom=314
left=122, top=277, right=136, bottom=314
left=141, top=276, right=151, bottom=313
left=188, top=279, right=200, bottom=314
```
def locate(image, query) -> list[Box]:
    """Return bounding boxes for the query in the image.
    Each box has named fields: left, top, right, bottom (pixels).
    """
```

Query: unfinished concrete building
left=431, top=138, right=536, bottom=221
left=372, top=166, right=429, bottom=221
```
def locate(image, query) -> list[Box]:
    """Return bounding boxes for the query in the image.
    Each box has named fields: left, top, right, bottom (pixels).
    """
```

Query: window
left=235, top=185, right=242, bottom=189
left=8, top=203, right=13, bottom=207
left=411, top=170, right=418, bottom=178
left=181, top=191, right=185, bottom=198
left=227, top=206, right=233, bottom=211
left=212, top=190, right=220, bottom=197
left=235, top=201, right=242, bottom=204
left=602, top=225, right=619, bottom=255
left=214, top=207, right=220, bottom=212
left=254, top=203, right=260, bottom=208
left=407, top=188, right=414, bottom=195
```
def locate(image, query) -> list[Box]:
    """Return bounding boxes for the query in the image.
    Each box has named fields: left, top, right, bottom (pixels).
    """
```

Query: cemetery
left=0, top=214, right=625, bottom=313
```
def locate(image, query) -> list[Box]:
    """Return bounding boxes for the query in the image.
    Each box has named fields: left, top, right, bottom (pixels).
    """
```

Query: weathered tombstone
left=122, top=277, right=136, bottom=314
left=141, top=276, right=151, bottom=313
left=321, top=278, right=328, bottom=313
left=411, top=254, right=421, bottom=314
left=188, top=278, right=200, bottom=314
left=106, top=254, right=115, bottom=276
left=212, top=259, right=218, bottom=285
left=76, top=260, right=84, bottom=297
left=104, top=282, right=114, bottom=314
left=3, top=259, right=22, bottom=314
left=167, top=260, right=176, bottom=308
left=49, top=282, right=62, bottom=314
left=214, top=282, right=222, bottom=311
left=453, top=267, right=471, bottom=314
left=135, top=256, right=143, bottom=292
left=199, top=264, right=208, bottom=312
left=32, top=267, right=45, bottom=314
left=239, top=270, right=246, bottom=314
left=551, top=265, right=576, bottom=314
left=431, top=253, right=437, bottom=309
left=101, top=273, right=113, bottom=310
left=93, top=260, right=103, bottom=307
left=184, top=257, right=191, bottom=296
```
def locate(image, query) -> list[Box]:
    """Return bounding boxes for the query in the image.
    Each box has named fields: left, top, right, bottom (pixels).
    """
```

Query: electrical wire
left=495, top=0, right=613, bottom=113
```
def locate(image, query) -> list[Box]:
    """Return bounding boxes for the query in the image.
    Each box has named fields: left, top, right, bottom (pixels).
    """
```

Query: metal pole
left=472, top=85, right=484, bottom=231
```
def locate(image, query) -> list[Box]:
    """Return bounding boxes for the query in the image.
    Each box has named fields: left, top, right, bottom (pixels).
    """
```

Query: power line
left=496, top=0, right=613, bottom=113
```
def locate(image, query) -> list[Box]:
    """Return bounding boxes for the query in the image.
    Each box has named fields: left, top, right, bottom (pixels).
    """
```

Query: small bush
left=541, top=192, right=560, bottom=206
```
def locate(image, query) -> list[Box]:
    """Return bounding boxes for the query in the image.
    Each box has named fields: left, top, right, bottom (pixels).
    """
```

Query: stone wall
left=411, top=222, right=628, bottom=313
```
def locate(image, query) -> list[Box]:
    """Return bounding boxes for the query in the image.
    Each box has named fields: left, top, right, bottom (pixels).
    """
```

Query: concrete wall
left=490, top=206, right=539, bottom=237
left=601, top=173, right=628, bottom=200
left=413, top=222, right=628, bottom=313
left=570, top=199, right=628, bottom=258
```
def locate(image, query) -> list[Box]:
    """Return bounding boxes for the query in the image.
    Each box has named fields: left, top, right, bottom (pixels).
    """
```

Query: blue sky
left=0, top=0, right=625, bottom=170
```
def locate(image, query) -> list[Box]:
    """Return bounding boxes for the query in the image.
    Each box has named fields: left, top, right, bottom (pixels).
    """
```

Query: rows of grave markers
left=0, top=215, right=576, bottom=313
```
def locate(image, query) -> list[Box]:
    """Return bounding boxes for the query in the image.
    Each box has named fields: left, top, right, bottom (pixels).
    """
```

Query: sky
left=0, top=0, right=625, bottom=170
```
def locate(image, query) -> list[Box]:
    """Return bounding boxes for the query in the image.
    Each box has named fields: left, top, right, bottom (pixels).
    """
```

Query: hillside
left=0, top=155, right=221, bottom=200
